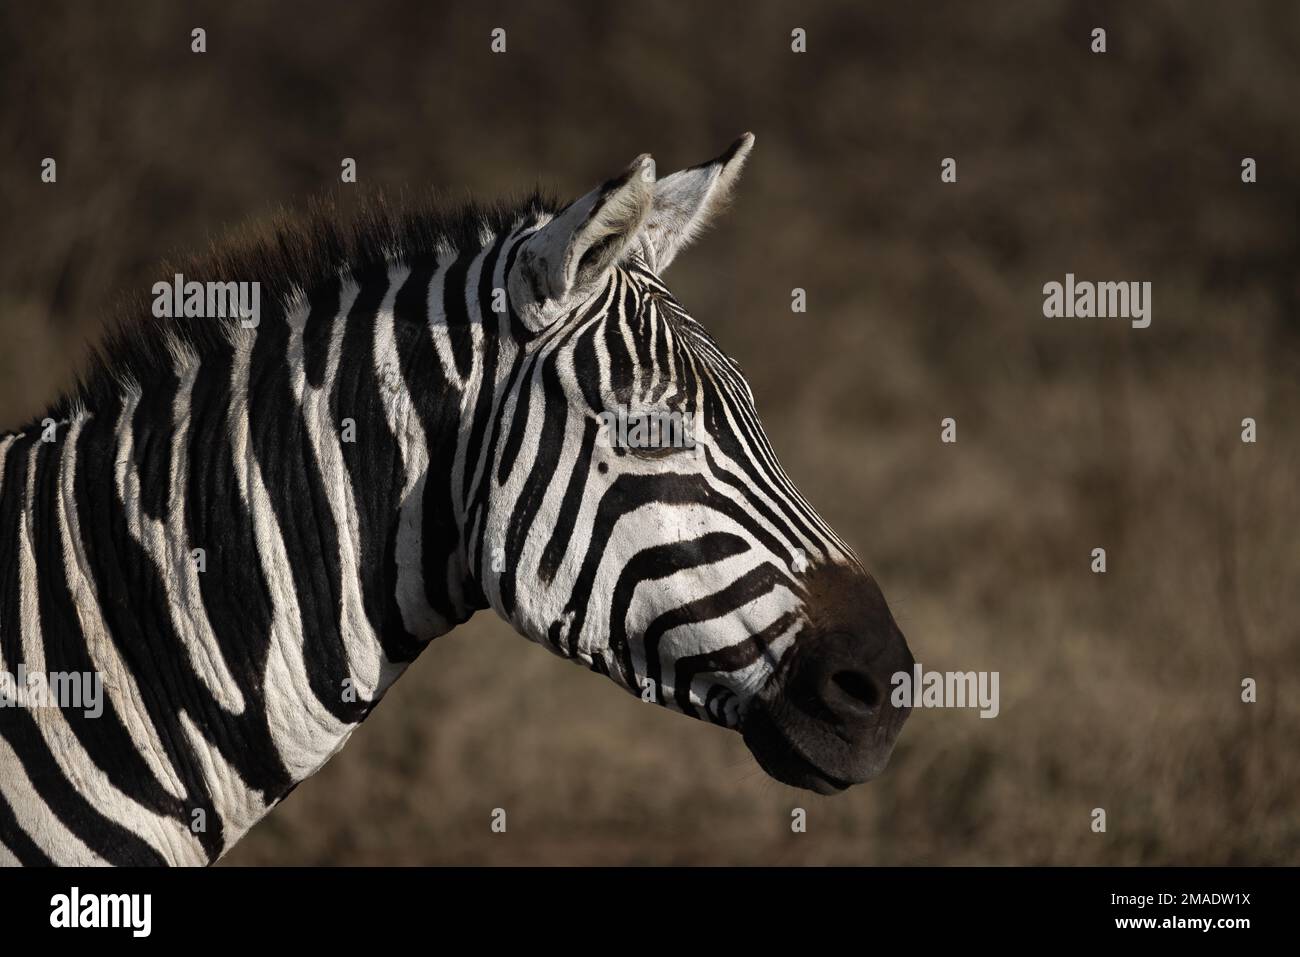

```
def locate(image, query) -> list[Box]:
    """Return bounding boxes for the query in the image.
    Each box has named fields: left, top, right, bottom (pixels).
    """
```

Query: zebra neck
left=0, top=265, right=492, bottom=861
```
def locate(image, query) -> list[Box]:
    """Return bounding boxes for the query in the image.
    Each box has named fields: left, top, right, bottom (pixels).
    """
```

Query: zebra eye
left=596, top=403, right=698, bottom=460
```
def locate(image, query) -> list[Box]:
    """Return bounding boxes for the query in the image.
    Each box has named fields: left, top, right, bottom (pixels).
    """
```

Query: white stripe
left=229, top=331, right=354, bottom=779
left=177, top=710, right=268, bottom=862
left=17, top=439, right=203, bottom=865
left=427, top=244, right=477, bottom=614
left=113, top=379, right=245, bottom=713
left=462, top=229, right=530, bottom=526
left=425, top=244, right=463, bottom=387
left=446, top=243, right=496, bottom=614
left=374, top=265, right=447, bottom=644
left=57, top=414, right=188, bottom=801
left=0, top=734, right=107, bottom=866
left=300, top=280, right=401, bottom=697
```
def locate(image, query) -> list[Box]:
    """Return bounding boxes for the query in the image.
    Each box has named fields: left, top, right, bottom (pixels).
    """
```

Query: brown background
left=1, top=0, right=1296, bottom=864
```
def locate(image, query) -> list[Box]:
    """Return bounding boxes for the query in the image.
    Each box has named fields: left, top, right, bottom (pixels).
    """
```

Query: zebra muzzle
left=741, top=618, right=914, bottom=793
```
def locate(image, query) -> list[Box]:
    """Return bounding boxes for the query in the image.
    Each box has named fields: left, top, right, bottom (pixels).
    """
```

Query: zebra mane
left=29, top=188, right=560, bottom=431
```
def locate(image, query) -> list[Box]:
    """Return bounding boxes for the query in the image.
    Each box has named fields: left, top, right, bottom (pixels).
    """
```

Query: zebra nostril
left=827, top=669, right=881, bottom=715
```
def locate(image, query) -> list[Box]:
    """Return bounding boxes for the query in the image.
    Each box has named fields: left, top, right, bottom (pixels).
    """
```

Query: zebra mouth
left=741, top=704, right=854, bottom=795
left=738, top=616, right=913, bottom=793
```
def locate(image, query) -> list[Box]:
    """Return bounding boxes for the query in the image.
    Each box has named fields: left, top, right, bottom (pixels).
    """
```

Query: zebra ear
left=509, top=153, right=656, bottom=331
left=638, top=132, right=755, bottom=272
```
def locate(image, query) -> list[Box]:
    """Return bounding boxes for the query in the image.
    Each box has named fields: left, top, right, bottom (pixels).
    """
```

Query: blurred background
left=1, top=0, right=1296, bottom=864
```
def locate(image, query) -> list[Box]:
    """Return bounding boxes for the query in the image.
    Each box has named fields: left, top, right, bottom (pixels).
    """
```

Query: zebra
left=0, top=134, right=914, bottom=866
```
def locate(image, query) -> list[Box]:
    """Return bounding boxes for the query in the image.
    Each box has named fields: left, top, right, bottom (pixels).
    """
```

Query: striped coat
left=0, top=135, right=913, bottom=865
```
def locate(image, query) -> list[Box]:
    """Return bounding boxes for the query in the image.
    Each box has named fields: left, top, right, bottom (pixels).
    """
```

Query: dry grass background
left=1, top=0, right=1297, bottom=864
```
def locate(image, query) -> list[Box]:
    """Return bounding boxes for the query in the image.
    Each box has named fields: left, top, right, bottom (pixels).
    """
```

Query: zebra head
left=481, top=135, right=913, bottom=793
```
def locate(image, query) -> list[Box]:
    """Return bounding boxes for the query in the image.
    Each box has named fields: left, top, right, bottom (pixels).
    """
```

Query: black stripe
left=673, top=612, right=797, bottom=717
left=649, top=303, right=673, bottom=404
left=642, top=563, right=790, bottom=709
left=537, top=416, right=598, bottom=584
left=552, top=473, right=796, bottom=659
left=572, top=323, right=605, bottom=414
left=391, top=256, right=465, bottom=637
left=0, top=706, right=168, bottom=865
left=605, top=279, right=636, bottom=405
left=631, top=287, right=655, bottom=394
left=606, top=532, right=751, bottom=687
left=302, top=276, right=342, bottom=390
left=706, top=371, right=828, bottom=550
left=701, top=683, right=735, bottom=726
left=31, top=428, right=185, bottom=821
left=68, top=397, right=225, bottom=859
left=461, top=235, right=509, bottom=507
left=184, top=339, right=295, bottom=800
left=252, top=296, right=372, bottom=715
left=0, top=789, right=53, bottom=866
left=494, top=351, right=537, bottom=487
left=0, top=435, right=169, bottom=865
left=498, top=351, right=571, bottom=617
left=441, top=254, right=475, bottom=379
left=133, top=365, right=179, bottom=521
left=463, top=236, right=529, bottom=594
